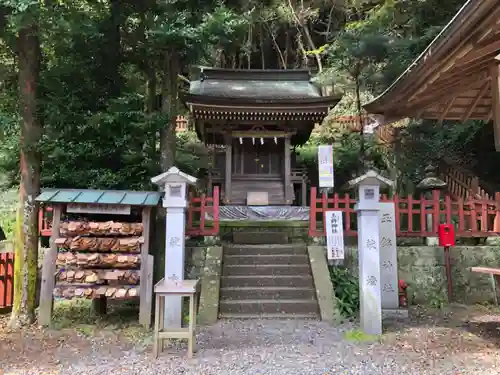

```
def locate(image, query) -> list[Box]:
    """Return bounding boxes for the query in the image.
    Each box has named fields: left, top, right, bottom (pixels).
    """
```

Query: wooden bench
left=153, top=278, right=200, bottom=358
left=471, top=267, right=500, bottom=305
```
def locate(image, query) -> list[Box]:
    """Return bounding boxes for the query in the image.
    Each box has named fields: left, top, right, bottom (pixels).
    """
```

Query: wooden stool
left=153, top=278, right=199, bottom=358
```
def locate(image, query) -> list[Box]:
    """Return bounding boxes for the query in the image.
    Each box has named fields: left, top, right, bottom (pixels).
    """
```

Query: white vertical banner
left=318, top=145, right=334, bottom=188
left=378, top=202, right=399, bottom=309
left=325, top=210, right=345, bottom=260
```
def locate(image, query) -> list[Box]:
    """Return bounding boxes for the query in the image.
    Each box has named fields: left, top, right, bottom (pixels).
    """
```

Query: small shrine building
left=181, top=67, right=342, bottom=217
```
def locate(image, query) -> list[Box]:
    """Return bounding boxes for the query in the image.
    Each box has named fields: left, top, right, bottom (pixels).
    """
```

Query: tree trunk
left=10, top=23, right=41, bottom=328
left=355, top=72, right=366, bottom=171
left=259, top=24, right=265, bottom=69
left=146, top=68, right=157, bottom=157
left=284, top=30, right=290, bottom=68
left=301, top=24, right=322, bottom=72
left=159, top=50, right=180, bottom=171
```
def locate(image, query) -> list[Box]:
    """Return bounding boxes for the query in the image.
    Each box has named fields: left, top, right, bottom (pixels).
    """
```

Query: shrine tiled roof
left=183, top=67, right=340, bottom=105
left=36, top=189, right=162, bottom=206
left=188, top=67, right=322, bottom=100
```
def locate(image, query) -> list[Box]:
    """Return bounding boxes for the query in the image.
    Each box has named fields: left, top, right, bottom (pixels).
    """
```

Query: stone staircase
left=219, top=232, right=319, bottom=319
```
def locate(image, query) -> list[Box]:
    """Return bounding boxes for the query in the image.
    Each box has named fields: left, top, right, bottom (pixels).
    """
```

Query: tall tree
left=0, top=1, right=42, bottom=327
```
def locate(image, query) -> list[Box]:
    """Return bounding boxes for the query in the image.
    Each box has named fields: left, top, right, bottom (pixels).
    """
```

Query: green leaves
left=329, top=265, right=360, bottom=319
left=0, top=0, right=39, bottom=13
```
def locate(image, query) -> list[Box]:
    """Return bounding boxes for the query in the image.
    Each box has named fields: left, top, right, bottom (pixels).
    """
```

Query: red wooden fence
left=309, top=187, right=500, bottom=237
left=175, top=116, right=189, bottom=132
left=186, top=186, right=220, bottom=236
left=39, top=186, right=221, bottom=238
left=0, top=252, right=14, bottom=308
left=39, top=206, right=53, bottom=237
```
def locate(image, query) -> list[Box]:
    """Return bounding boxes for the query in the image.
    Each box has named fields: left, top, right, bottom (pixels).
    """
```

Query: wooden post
left=494, top=192, right=500, bottom=232
left=301, top=177, right=307, bottom=206
left=207, top=172, right=213, bottom=195
left=471, top=176, right=480, bottom=197
left=224, top=134, right=232, bottom=204
left=490, top=62, right=500, bottom=151
left=139, top=207, right=152, bottom=328
left=309, top=187, right=317, bottom=236
left=38, top=205, right=62, bottom=326
left=284, top=135, right=291, bottom=203
left=91, top=296, right=107, bottom=315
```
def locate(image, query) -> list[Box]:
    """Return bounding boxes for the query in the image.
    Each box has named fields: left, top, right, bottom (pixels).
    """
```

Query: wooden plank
left=0, top=253, right=6, bottom=308
left=142, top=255, right=154, bottom=328
left=39, top=205, right=62, bottom=326
left=461, top=80, right=490, bottom=122
left=470, top=267, right=500, bottom=275
left=153, top=294, right=161, bottom=358
left=5, top=252, right=13, bottom=307
left=139, top=207, right=152, bottom=328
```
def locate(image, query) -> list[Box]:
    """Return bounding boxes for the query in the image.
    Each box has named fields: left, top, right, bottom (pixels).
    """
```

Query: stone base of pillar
left=425, top=237, right=439, bottom=246
left=382, top=308, right=409, bottom=319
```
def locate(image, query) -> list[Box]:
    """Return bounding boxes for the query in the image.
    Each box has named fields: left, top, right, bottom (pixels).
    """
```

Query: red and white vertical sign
left=325, top=210, right=345, bottom=260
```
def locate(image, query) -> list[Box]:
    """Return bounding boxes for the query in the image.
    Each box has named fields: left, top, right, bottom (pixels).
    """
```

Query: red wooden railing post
left=0, top=253, right=5, bottom=307
left=213, top=186, right=220, bottom=235
left=186, top=191, right=194, bottom=234
left=494, top=192, right=500, bottom=233
left=6, top=252, right=13, bottom=307
left=321, top=191, right=328, bottom=236
left=200, top=194, right=206, bottom=234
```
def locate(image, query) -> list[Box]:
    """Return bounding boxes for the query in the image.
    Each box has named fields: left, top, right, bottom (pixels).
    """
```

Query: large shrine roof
left=181, top=67, right=343, bottom=146
left=364, top=0, right=500, bottom=124
left=188, top=67, right=322, bottom=100
left=182, top=67, right=340, bottom=106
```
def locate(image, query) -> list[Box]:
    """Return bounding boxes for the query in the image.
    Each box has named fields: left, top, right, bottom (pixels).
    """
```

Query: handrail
left=320, top=116, right=496, bottom=202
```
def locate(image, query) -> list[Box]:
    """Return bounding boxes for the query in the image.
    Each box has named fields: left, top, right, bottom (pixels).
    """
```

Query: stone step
left=222, top=264, right=311, bottom=277
left=218, top=312, right=319, bottom=320
left=224, top=244, right=307, bottom=256
left=220, top=286, right=316, bottom=300
left=220, top=275, right=315, bottom=288
left=219, top=299, right=320, bottom=315
left=223, top=254, right=309, bottom=266
left=232, top=231, right=288, bottom=245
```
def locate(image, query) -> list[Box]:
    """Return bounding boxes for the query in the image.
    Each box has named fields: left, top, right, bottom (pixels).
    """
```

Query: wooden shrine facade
left=364, top=0, right=500, bottom=149
left=181, top=67, right=342, bottom=206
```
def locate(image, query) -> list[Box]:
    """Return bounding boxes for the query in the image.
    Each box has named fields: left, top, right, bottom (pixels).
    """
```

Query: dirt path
left=1, top=303, right=500, bottom=374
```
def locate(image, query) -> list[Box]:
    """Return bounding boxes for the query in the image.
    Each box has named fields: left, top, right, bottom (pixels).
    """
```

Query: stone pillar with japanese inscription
left=347, top=170, right=393, bottom=336
left=379, top=202, right=399, bottom=309
left=152, top=167, right=197, bottom=328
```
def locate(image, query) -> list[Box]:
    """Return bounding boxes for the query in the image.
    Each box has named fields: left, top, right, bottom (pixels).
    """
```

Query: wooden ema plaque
left=53, top=220, right=144, bottom=301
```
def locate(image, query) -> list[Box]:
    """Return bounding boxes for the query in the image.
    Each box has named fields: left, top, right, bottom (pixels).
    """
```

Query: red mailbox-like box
left=438, top=224, right=455, bottom=247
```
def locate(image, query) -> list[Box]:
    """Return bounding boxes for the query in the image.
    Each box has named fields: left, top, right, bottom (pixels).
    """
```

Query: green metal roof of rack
left=35, top=188, right=162, bottom=207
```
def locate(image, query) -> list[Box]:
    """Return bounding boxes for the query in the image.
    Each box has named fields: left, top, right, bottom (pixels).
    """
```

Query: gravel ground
left=2, top=306, right=500, bottom=375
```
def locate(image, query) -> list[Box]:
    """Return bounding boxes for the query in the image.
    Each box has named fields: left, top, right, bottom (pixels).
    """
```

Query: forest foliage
left=1, top=0, right=491, bottom=326
left=0, top=0, right=483, bottom=191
